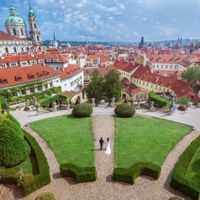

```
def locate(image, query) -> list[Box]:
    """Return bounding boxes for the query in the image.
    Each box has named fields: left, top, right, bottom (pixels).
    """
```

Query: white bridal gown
left=105, top=142, right=111, bottom=155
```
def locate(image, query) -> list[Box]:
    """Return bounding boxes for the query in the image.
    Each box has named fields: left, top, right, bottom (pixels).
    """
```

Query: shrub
left=0, top=114, right=30, bottom=167
left=148, top=92, right=170, bottom=108
left=0, top=95, right=8, bottom=110
left=22, top=131, right=51, bottom=195
left=72, top=104, right=93, bottom=118
left=35, top=192, right=57, bottom=200
left=60, top=163, right=96, bottom=183
left=0, top=131, right=51, bottom=196
left=176, top=97, right=191, bottom=105
left=114, top=103, right=135, bottom=118
left=171, top=136, right=200, bottom=200
left=113, top=162, right=160, bottom=184
left=24, top=106, right=30, bottom=111
left=177, top=105, right=186, bottom=111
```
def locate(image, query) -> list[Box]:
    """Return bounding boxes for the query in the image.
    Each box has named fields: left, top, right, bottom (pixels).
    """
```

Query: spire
left=53, top=32, right=56, bottom=41
left=28, top=1, right=35, bottom=18
left=10, top=5, right=16, bottom=16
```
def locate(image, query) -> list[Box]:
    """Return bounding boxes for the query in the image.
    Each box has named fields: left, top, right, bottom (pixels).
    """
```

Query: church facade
left=0, top=5, right=43, bottom=55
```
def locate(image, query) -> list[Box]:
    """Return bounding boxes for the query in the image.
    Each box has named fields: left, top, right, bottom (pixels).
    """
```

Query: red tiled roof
left=0, top=52, right=69, bottom=65
left=114, top=60, right=141, bottom=73
left=122, top=78, right=148, bottom=96
left=131, top=66, right=197, bottom=99
left=0, top=30, right=30, bottom=41
left=56, top=65, right=82, bottom=80
left=0, top=64, right=60, bottom=89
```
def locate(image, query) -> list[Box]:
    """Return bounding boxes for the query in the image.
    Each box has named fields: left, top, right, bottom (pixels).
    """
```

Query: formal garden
left=0, top=70, right=200, bottom=199
left=30, top=104, right=96, bottom=183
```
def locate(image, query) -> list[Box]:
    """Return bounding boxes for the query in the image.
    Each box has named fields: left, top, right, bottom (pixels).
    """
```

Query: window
left=13, top=28, right=16, bottom=35
left=13, top=47, right=17, bottom=53
left=21, top=28, right=24, bottom=36
left=34, top=23, right=37, bottom=29
left=5, top=47, right=9, bottom=54
left=37, top=35, right=39, bottom=42
left=30, top=88, right=35, bottom=93
left=21, top=90, right=26, bottom=95
left=38, top=86, right=43, bottom=92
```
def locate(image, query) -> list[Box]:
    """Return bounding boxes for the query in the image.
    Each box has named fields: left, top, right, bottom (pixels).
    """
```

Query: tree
left=182, top=67, right=200, bottom=92
left=85, top=70, right=104, bottom=105
left=103, top=70, right=121, bottom=105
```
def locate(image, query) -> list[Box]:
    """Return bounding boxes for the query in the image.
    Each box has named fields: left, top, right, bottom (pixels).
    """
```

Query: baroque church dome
left=5, top=6, right=25, bottom=25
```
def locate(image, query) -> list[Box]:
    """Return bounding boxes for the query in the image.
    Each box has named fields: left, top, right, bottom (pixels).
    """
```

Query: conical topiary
left=0, top=113, right=30, bottom=167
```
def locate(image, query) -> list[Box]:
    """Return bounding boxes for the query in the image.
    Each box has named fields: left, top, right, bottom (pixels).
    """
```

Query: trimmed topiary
left=178, top=105, right=187, bottom=111
left=115, top=103, right=135, bottom=118
left=35, top=192, right=56, bottom=200
left=24, top=106, right=30, bottom=111
left=0, top=114, right=30, bottom=167
left=72, top=104, right=93, bottom=118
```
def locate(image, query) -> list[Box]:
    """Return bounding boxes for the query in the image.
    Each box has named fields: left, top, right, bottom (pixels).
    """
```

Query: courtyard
left=0, top=106, right=199, bottom=200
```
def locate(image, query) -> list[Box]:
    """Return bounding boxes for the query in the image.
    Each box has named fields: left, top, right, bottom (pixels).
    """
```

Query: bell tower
left=28, top=5, right=42, bottom=46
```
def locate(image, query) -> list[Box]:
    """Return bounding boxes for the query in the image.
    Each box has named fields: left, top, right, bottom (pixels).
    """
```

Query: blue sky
left=1, top=0, right=200, bottom=42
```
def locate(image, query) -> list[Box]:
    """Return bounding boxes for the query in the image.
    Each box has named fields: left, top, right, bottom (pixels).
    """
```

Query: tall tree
left=182, top=67, right=200, bottom=92
left=85, top=70, right=104, bottom=105
left=103, top=70, right=121, bottom=105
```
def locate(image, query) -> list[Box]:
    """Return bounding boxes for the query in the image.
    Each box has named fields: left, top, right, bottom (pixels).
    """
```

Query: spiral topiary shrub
left=0, top=114, right=30, bottom=167
left=72, top=104, right=93, bottom=118
left=115, top=103, right=135, bottom=118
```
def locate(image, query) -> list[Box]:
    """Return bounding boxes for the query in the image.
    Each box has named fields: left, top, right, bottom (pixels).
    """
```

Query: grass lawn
left=18, top=150, right=39, bottom=175
left=115, top=115, right=193, bottom=168
left=30, top=115, right=94, bottom=167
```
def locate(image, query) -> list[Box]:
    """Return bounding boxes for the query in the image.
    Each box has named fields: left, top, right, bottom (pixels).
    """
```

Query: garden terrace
left=30, top=115, right=96, bottom=182
left=113, top=115, right=192, bottom=183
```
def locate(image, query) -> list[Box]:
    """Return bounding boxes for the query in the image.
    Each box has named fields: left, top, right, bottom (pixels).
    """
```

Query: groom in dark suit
left=99, top=137, right=104, bottom=150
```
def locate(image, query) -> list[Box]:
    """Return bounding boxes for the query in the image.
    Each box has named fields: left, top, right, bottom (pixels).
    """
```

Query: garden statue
left=25, top=99, right=29, bottom=107
left=149, top=101, right=155, bottom=111
left=111, top=97, right=115, bottom=107
left=52, top=101, right=57, bottom=112
left=137, top=96, right=141, bottom=109
left=91, top=98, right=95, bottom=107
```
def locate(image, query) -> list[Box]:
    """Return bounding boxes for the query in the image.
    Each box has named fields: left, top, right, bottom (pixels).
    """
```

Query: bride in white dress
left=105, top=137, right=111, bottom=155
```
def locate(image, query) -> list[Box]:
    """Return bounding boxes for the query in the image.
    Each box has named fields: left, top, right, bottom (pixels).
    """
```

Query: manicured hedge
left=72, top=104, right=93, bottom=118
left=22, top=131, right=51, bottom=195
left=113, top=162, right=161, bottom=184
left=35, top=192, right=57, bottom=200
left=171, top=136, right=200, bottom=200
left=177, top=105, right=186, bottom=111
left=149, top=92, right=170, bottom=108
left=0, top=131, right=51, bottom=196
left=60, top=163, right=96, bottom=183
left=114, top=103, right=135, bottom=118
left=0, top=114, right=30, bottom=167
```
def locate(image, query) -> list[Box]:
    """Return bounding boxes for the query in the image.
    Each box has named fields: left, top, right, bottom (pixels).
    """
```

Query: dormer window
left=28, top=73, right=34, bottom=79
left=0, top=78, right=8, bottom=84
left=15, top=75, right=22, bottom=82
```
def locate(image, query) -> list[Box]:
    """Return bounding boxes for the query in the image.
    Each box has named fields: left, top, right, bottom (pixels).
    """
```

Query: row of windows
left=154, top=64, right=179, bottom=70
left=70, top=76, right=82, bottom=87
left=12, top=82, right=53, bottom=97
left=4, top=46, right=29, bottom=54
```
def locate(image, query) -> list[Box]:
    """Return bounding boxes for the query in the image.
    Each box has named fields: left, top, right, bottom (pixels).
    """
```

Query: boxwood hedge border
left=113, top=162, right=161, bottom=184
left=0, top=130, right=51, bottom=196
left=60, top=163, right=96, bottom=183
left=171, top=136, right=200, bottom=200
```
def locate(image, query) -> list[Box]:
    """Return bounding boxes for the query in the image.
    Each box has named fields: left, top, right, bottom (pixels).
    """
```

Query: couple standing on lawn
left=99, top=137, right=111, bottom=155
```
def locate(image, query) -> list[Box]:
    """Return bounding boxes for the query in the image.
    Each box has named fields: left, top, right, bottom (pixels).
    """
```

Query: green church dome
left=5, top=16, right=25, bottom=25
left=5, top=6, right=25, bottom=25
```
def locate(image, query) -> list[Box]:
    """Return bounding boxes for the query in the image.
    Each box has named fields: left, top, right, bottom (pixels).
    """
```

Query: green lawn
left=18, top=150, right=39, bottom=175
left=30, top=115, right=94, bottom=167
left=115, top=115, right=193, bottom=168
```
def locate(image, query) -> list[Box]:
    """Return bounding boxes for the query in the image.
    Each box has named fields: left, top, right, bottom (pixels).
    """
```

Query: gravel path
left=23, top=126, right=60, bottom=178
left=1, top=116, right=199, bottom=200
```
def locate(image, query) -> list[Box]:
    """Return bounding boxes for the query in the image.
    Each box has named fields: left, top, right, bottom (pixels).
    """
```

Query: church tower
left=28, top=5, right=42, bottom=46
